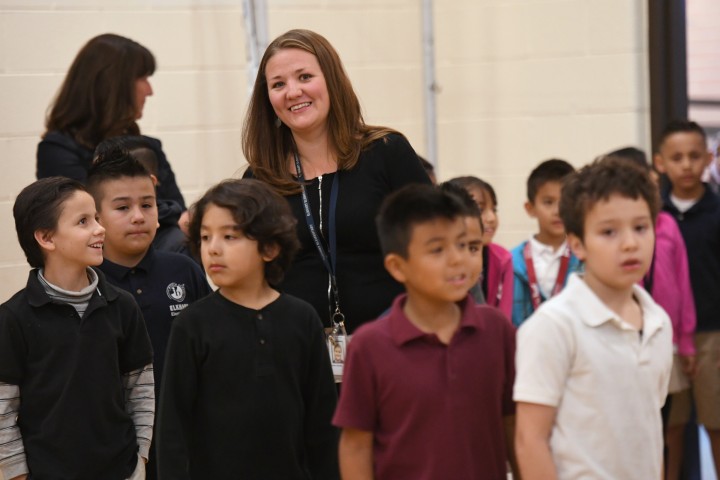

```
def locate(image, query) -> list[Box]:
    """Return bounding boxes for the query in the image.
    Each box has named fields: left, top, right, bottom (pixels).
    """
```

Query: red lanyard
left=523, top=241, right=571, bottom=310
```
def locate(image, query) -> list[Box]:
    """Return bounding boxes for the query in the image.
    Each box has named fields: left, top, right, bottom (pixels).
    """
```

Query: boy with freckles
left=514, top=156, right=673, bottom=479
left=334, top=184, right=516, bottom=480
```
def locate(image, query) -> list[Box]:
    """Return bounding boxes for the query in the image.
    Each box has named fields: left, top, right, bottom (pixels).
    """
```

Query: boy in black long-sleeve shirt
left=0, top=177, right=153, bottom=480
left=157, top=179, right=338, bottom=479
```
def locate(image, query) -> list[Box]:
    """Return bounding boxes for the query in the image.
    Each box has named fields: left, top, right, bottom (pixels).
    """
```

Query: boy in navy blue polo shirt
left=87, top=147, right=212, bottom=479
left=0, top=177, right=154, bottom=480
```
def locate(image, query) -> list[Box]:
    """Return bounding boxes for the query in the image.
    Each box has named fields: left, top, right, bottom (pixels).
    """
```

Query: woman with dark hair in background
left=37, top=33, right=189, bottom=253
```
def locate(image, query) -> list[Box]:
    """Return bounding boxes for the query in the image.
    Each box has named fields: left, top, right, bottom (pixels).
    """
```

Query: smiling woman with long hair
left=243, top=29, right=431, bottom=333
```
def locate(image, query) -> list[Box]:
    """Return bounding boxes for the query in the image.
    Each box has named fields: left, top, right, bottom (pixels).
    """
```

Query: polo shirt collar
left=388, top=293, right=481, bottom=346
left=101, top=246, right=156, bottom=279
left=25, top=267, right=118, bottom=307
left=529, top=236, right=567, bottom=261
left=565, top=273, right=665, bottom=337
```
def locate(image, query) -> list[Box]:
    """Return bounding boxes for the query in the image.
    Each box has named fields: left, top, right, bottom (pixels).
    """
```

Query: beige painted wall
left=0, top=0, right=650, bottom=301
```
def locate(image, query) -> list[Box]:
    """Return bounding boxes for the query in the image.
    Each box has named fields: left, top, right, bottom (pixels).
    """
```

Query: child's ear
left=34, top=229, right=56, bottom=253
left=653, top=153, right=666, bottom=174
left=150, top=174, right=159, bottom=187
left=384, top=253, right=408, bottom=283
left=524, top=201, right=536, bottom=218
left=567, top=233, right=586, bottom=262
left=260, top=242, right=280, bottom=262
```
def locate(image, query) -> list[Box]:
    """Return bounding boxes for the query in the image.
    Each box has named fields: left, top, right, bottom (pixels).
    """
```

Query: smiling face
left=96, top=176, right=158, bottom=267
left=41, top=191, right=105, bottom=271
left=387, top=217, right=472, bottom=305
left=569, top=194, right=654, bottom=296
left=265, top=48, right=331, bottom=138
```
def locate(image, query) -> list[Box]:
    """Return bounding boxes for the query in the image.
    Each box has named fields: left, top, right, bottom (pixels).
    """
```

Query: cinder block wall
left=0, top=0, right=650, bottom=300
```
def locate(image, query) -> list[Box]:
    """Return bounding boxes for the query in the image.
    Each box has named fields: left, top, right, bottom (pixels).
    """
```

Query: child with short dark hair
left=0, top=177, right=154, bottom=479
left=654, top=119, right=720, bottom=472
left=156, top=179, right=338, bottom=479
left=93, top=136, right=191, bottom=257
left=511, top=159, right=581, bottom=326
left=449, top=176, right=514, bottom=316
left=87, top=148, right=212, bottom=480
left=514, top=156, right=673, bottom=479
left=440, top=181, right=485, bottom=303
left=334, top=184, right=516, bottom=480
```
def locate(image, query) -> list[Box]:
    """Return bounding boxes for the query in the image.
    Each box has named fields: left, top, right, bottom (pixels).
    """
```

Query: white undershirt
left=529, top=236, right=568, bottom=298
left=670, top=194, right=699, bottom=213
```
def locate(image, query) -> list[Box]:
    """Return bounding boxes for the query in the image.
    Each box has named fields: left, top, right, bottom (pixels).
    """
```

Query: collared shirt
left=529, top=236, right=568, bottom=298
left=99, top=247, right=211, bottom=393
left=514, top=273, right=673, bottom=480
left=0, top=269, right=153, bottom=479
left=333, top=294, right=516, bottom=480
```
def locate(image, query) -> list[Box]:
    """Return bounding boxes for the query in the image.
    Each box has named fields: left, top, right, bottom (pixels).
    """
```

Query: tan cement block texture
left=271, top=0, right=416, bottom=7
left=436, top=4, right=531, bottom=62
left=268, top=8, right=421, bottom=67
left=0, top=74, right=60, bottom=136
left=2, top=10, right=244, bottom=72
left=525, top=0, right=588, bottom=58
left=103, top=10, right=245, bottom=70
left=587, top=0, right=646, bottom=54
left=144, top=69, right=246, bottom=130
left=0, top=202, right=25, bottom=265
left=0, top=265, right=31, bottom=305
left=0, top=12, right=103, bottom=72
left=154, top=129, right=245, bottom=193
left=0, top=137, right=40, bottom=200
left=350, top=66, right=423, bottom=125
left=0, top=0, right=241, bottom=9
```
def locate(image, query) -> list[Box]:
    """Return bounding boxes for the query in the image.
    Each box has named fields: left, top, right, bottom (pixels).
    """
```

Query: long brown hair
left=242, top=29, right=397, bottom=195
left=44, top=33, right=156, bottom=149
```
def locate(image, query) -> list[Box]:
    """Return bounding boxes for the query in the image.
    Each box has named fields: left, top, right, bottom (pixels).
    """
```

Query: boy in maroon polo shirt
left=333, top=184, right=517, bottom=480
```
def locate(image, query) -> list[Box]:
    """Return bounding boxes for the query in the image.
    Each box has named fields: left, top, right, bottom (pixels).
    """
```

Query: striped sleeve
left=0, top=383, right=27, bottom=479
left=123, top=364, right=155, bottom=459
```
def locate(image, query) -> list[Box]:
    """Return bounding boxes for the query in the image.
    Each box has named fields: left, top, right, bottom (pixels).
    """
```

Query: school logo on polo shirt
left=166, top=283, right=186, bottom=302
left=167, top=283, right=189, bottom=317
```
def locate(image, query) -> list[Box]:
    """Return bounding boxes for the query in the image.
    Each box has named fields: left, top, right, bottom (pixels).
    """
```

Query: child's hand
left=11, top=475, right=28, bottom=480
left=680, top=354, right=697, bottom=378
left=179, top=210, right=191, bottom=236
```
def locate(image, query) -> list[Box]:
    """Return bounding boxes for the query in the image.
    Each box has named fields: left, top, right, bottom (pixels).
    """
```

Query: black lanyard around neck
left=294, top=150, right=341, bottom=317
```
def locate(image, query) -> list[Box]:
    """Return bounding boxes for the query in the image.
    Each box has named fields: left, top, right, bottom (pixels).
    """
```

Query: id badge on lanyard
left=326, top=310, right=348, bottom=382
left=294, top=150, right=348, bottom=382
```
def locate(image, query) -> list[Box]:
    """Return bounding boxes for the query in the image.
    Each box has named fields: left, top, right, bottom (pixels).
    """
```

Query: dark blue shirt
left=662, top=184, right=720, bottom=332
left=99, top=247, right=212, bottom=392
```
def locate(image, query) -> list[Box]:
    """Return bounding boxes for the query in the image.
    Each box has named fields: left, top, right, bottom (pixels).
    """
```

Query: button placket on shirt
left=254, top=311, right=274, bottom=376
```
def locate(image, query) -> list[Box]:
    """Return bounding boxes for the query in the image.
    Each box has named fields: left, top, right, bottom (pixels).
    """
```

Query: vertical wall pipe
left=242, top=0, right=269, bottom=95
left=422, top=0, right=438, bottom=168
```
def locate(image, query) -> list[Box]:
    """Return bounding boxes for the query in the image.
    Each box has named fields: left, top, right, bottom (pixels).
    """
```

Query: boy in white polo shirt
left=514, top=155, right=673, bottom=480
